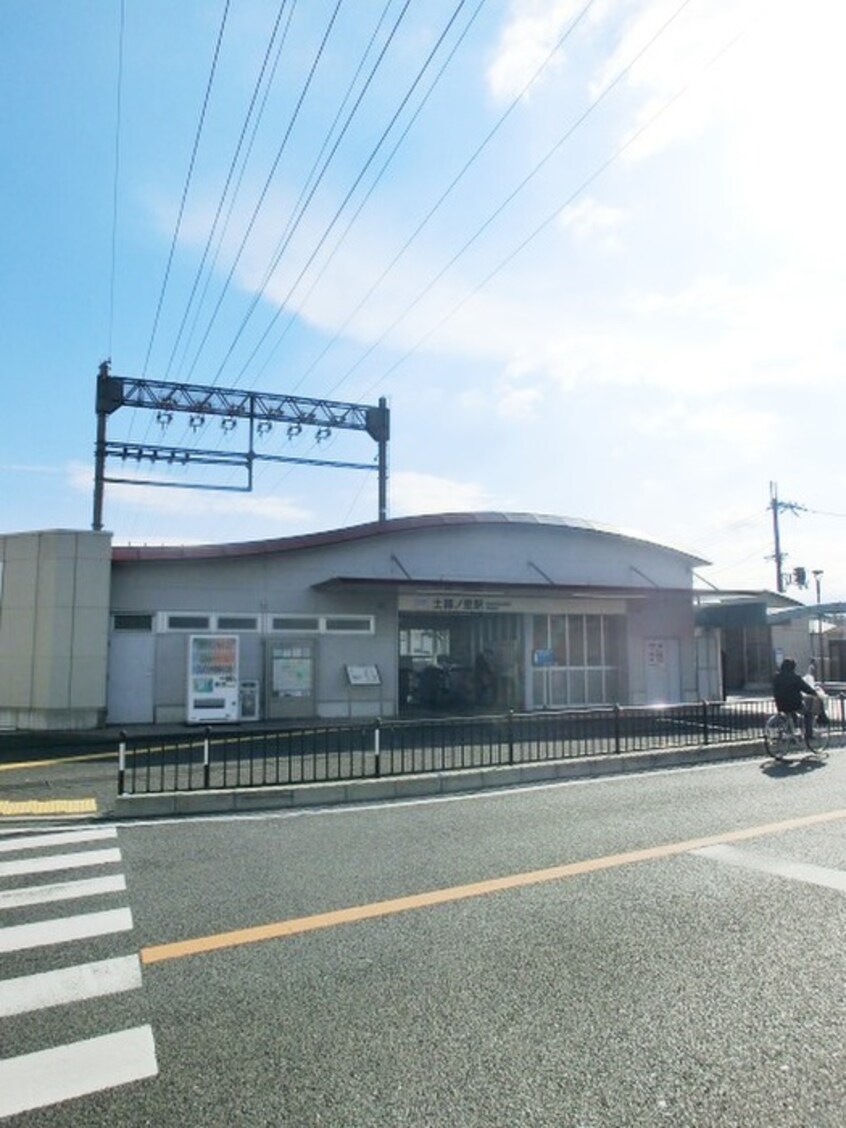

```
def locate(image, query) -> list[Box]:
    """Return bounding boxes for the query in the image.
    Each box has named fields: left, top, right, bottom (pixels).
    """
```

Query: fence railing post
left=507, top=709, right=515, bottom=765
left=118, top=730, right=127, bottom=795
left=374, top=717, right=382, bottom=777
left=613, top=705, right=621, bottom=755
left=203, top=726, right=211, bottom=790
left=701, top=700, right=709, bottom=745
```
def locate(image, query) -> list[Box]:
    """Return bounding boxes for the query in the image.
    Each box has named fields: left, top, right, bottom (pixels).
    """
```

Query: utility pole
left=812, top=569, right=824, bottom=679
left=769, top=482, right=805, bottom=592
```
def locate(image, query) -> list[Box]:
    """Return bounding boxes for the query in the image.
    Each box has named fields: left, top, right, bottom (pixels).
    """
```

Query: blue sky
left=2, top=0, right=845, bottom=601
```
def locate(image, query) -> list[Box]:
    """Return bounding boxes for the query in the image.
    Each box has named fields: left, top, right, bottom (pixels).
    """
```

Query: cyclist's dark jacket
left=773, top=669, right=818, bottom=713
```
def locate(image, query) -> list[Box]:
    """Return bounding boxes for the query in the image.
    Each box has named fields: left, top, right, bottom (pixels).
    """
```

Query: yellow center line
left=140, top=805, right=846, bottom=966
left=0, top=751, right=116, bottom=771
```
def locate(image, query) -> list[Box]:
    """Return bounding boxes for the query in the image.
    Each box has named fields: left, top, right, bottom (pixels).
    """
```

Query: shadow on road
left=760, top=755, right=827, bottom=778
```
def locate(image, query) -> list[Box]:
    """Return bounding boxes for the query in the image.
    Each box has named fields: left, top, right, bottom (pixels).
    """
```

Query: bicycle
left=763, top=708, right=830, bottom=760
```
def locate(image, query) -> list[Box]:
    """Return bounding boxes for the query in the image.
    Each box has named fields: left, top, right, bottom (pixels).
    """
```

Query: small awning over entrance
left=312, top=576, right=676, bottom=600
left=695, top=601, right=768, bottom=628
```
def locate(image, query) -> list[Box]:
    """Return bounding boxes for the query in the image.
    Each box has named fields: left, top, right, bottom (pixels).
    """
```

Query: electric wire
left=161, top=0, right=293, bottom=383
left=286, top=0, right=597, bottom=395
left=360, top=15, right=751, bottom=401
left=329, top=0, right=695, bottom=400
left=213, top=0, right=482, bottom=523
left=141, top=0, right=231, bottom=378
left=204, top=0, right=400, bottom=391
left=171, top=0, right=299, bottom=386
left=154, top=0, right=385, bottom=489
left=225, top=0, right=478, bottom=393
left=180, top=0, right=346, bottom=388
left=244, top=0, right=490, bottom=393
left=206, top=0, right=419, bottom=390
left=157, top=0, right=392, bottom=481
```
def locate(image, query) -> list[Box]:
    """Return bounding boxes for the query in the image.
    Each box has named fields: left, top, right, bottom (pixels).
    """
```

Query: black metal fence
left=118, top=696, right=844, bottom=796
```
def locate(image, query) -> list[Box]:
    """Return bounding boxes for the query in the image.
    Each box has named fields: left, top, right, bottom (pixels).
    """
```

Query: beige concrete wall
left=0, top=530, right=112, bottom=730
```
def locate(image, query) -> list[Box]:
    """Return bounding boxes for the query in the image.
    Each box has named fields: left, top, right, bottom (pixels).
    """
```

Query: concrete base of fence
left=112, top=740, right=761, bottom=820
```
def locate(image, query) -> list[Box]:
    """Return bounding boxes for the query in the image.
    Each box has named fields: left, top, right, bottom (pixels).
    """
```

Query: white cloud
left=629, top=401, right=777, bottom=453
left=485, top=1, right=582, bottom=102
left=557, top=197, right=625, bottom=243
left=68, top=461, right=309, bottom=525
left=390, top=471, right=505, bottom=515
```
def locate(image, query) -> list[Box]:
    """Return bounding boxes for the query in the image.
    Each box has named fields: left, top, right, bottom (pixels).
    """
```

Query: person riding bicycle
left=772, top=657, right=825, bottom=741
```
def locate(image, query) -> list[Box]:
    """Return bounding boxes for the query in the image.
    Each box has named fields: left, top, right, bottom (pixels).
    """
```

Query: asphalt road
left=3, top=751, right=846, bottom=1125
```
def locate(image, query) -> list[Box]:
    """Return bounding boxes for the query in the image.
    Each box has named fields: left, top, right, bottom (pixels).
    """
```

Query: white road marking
left=0, top=827, right=116, bottom=854
left=0, top=907, right=133, bottom=953
left=692, top=844, right=846, bottom=893
left=0, top=954, right=142, bottom=1017
left=0, top=847, right=122, bottom=878
left=0, top=873, right=127, bottom=911
left=0, top=1025, right=159, bottom=1119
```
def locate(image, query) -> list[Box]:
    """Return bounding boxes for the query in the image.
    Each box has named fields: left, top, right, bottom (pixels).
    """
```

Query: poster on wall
left=272, top=649, right=313, bottom=698
left=646, top=639, right=666, bottom=667
left=187, top=634, right=240, bottom=723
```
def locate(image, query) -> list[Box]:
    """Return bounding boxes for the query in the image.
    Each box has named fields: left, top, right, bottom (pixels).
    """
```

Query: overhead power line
left=206, top=0, right=422, bottom=390
left=287, top=0, right=597, bottom=395
left=161, top=0, right=295, bottom=384
left=180, top=0, right=346, bottom=387
left=222, top=0, right=479, bottom=392
left=142, top=0, right=231, bottom=378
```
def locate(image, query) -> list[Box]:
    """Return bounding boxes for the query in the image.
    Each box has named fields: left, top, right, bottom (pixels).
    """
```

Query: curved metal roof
left=111, top=511, right=707, bottom=564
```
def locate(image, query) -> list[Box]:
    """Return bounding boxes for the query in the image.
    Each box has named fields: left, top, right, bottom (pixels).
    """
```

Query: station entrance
left=397, top=591, right=628, bottom=714
left=398, top=607, right=523, bottom=713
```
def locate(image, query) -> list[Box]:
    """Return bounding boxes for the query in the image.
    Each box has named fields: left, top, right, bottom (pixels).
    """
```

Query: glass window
left=532, top=615, right=548, bottom=651
left=217, top=616, right=258, bottom=631
left=166, top=615, right=210, bottom=631
left=324, top=617, right=373, bottom=633
left=604, top=617, right=624, bottom=667
left=587, top=669, right=605, bottom=702
left=551, top=615, right=568, bottom=665
left=568, top=669, right=587, bottom=705
left=549, top=668, right=568, bottom=706
left=569, top=617, right=585, bottom=665
left=272, top=617, right=320, bottom=632
left=586, top=616, right=602, bottom=665
left=113, top=614, right=153, bottom=631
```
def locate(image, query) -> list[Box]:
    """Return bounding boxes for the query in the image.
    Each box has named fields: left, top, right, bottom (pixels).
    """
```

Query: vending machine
left=187, top=635, right=240, bottom=723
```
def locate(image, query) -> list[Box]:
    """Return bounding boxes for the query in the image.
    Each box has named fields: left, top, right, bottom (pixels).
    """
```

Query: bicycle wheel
left=806, top=715, right=831, bottom=756
left=764, top=714, right=790, bottom=758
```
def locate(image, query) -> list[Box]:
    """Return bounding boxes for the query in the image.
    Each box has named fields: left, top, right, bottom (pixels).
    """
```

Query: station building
left=0, top=513, right=721, bottom=731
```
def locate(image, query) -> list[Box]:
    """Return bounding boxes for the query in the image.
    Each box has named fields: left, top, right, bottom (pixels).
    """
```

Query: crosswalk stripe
left=0, top=828, right=117, bottom=854
left=0, top=873, right=127, bottom=911
left=0, top=1024, right=159, bottom=1119
left=0, top=907, right=133, bottom=953
left=692, top=844, right=846, bottom=892
left=0, top=954, right=142, bottom=1017
left=0, top=847, right=122, bottom=879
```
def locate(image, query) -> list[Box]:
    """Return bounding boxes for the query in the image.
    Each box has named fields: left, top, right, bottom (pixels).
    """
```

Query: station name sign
left=398, top=591, right=628, bottom=615
left=399, top=591, right=516, bottom=613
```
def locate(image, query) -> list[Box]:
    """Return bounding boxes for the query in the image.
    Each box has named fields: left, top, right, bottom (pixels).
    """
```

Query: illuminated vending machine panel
left=187, top=634, right=240, bottom=723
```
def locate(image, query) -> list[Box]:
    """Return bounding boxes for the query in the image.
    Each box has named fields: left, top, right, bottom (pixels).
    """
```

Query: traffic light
left=793, top=566, right=807, bottom=587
